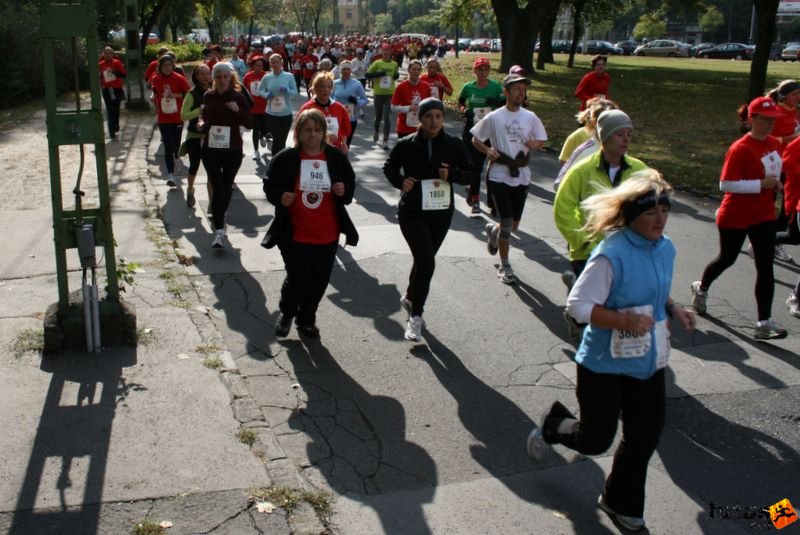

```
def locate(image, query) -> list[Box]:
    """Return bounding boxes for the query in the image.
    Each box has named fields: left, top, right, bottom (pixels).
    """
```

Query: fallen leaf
left=291, top=383, right=300, bottom=389
left=159, top=520, right=174, bottom=528
left=176, top=353, right=190, bottom=360
left=256, top=501, right=275, bottom=513
left=552, top=511, right=566, bottom=520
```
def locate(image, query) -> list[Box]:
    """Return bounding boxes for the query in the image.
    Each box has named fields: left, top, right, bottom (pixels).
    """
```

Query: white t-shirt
left=470, top=107, right=548, bottom=187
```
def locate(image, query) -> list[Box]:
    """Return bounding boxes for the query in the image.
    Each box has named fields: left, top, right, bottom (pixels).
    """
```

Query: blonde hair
left=310, top=71, right=334, bottom=94
left=581, top=169, right=673, bottom=239
left=293, top=108, right=328, bottom=151
left=577, top=97, right=618, bottom=128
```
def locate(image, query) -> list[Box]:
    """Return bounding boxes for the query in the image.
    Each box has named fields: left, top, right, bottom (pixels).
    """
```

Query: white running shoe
left=211, top=230, right=225, bottom=249
left=166, top=174, right=177, bottom=188
left=787, top=293, right=800, bottom=318
left=597, top=495, right=646, bottom=531
left=690, top=281, right=707, bottom=315
left=497, top=266, right=516, bottom=285
left=775, top=244, right=793, bottom=262
left=754, top=318, right=788, bottom=340
left=404, top=315, right=424, bottom=341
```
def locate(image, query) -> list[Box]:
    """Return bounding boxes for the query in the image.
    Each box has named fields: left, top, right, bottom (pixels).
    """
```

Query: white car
left=633, top=39, right=689, bottom=57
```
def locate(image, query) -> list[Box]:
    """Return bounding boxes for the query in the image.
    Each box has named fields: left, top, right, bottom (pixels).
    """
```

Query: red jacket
left=575, top=71, right=610, bottom=110
left=99, top=57, right=126, bottom=89
left=150, top=72, right=190, bottom=124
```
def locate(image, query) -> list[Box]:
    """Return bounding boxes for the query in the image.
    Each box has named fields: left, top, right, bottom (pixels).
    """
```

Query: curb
left=136, top=115, right=330, bottom=535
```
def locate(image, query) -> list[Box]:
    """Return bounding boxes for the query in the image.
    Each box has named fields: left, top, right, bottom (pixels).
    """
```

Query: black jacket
left=263, top=145, right=359, bottom=249
left=383, top=130, right=475, bottom=214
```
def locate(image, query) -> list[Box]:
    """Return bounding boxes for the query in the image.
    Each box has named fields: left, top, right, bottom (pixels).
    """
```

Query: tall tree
left=196, top=0, right=252, bottom=44
left=490, top=0, right=561, bottom=72
left=536, top=0, right=563, bottom=69
left=748, top=0, right=779, bottom=100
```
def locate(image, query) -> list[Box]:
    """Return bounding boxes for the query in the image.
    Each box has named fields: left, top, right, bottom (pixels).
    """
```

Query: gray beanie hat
left=597, top=110, right=633, bottom=143
left=211, top=61, right=233, bottom=77
left=418, top=97, right=444, bottom=118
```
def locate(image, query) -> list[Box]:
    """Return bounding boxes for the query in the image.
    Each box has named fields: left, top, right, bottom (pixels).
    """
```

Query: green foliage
left=0, top=3, right=89, bottom=108
left=699, top=5, right=724, bottom=36
left=374, top=13, right=395, bottom=34
left=633, top=12, right=667, bottom=40
left=401, top=14, right=440, bottom=34
left=144, top=42, right=203, bottom=63
left=116, top=257, right=140, bottom=294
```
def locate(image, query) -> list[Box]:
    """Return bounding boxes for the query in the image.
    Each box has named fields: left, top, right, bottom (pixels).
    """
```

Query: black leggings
left=185, top=137, right=202, bottom=175
left=776, top=210, right=800, bottom=246
left=101, top=87, right=124, bottom=134
left=201, top=148, right=243, bottom=231
left=252, top=114, right=268, bottom=151
left=266, top=114, right=293, bottom=155
left=701, top=220, right=776, bottom=321
left=278, top=240, right=338, bottom=327
left=399, top=210, right=452, bottom=316
left=556, top=366, right=665, bottom=518
left=158, top=123, right=182, bottom=173
left=462, top=129, right=487, bottom=202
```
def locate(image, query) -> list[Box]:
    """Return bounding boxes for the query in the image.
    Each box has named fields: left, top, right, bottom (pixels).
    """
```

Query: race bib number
left=430, top=86, right=439, bottom=100
left=250, top=81, right=260, bottom=96
left=103, top=69, right=116, bottom=83
left=761, top=150, right=782, bottom=177
left=208, top=125, right=231, bottom=149
left=293, top=61, right=302, bottom=71
left=405, top=110, right=420, bottom=127
left=345, top=103, right=355, bottom=120
left=326, top=116, right=339, bottom=136
left=299, top=159, right=331, bottom=192
left=610, top=305, right=653, bottom=359
left=305, top=62, right=314, bottom=70
left=379, top=76, right=391, bottom=89
left=271, top=95, right=286, bottom=113
left=421, top=179, right=451, bottom=210
left=160, top=96, right=177, bottom=114
left=654, top=319, right=670, bottom=370
left=473, top=107, right=491, bottom=122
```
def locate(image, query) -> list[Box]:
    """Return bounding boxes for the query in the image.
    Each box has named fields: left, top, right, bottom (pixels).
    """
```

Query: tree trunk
left=748, top=0, right=779, bottom=101
left=566, top=1, right=585, bottom=68
left=248, top=17, right=255, bottom=46
left=139, top=0, right=168, bottom=54
left=492, top=0, right=559, bottom=73
left=536, top=0, right=560, bottom=70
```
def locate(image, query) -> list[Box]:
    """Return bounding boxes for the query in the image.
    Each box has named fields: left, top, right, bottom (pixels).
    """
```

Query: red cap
left=748, top=96, right=783, bottom=117
left=247, top=54, right=265, bottom=65
left=473, top=57, right=490, bottom=69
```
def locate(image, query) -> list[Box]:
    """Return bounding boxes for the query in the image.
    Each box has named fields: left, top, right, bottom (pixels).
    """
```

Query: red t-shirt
left=150, top=72, right=190, bottom=124
left=420, top=72, right=452, bottom=101
left=301, top=54, right=318, bottom=80
left=290, top=150, right=339, bottom=244
left=782, top=136, right=800, bottom=214
left=144, top=59, right=159, bottom=83
left=717, top=134, right=781, bottom=228
left=290, top=52, right=304, bottom=74
left=771, top=104, right=799, bottom=153
left=575, top=71, right=610, bottom=110
left=98, top=57, right=126, bottom=89
left=243, top=70, right=268, bottom=114
left=391, top=79, right=432, bottom=135
left=298, top=99, right=352, bottom=150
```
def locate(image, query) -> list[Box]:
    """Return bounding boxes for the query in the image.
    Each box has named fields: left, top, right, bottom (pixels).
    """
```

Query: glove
left=347, top=95, right=358, bottom=104
left=266, top=91, right=274, bottom=100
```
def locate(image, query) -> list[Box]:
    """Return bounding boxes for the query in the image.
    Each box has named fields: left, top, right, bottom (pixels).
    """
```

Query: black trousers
left=399, top=210, right=452, bottom=316
left=158, top=123, right=182, bottom=174
left=101, top=87, right=124, bottom=135
left=201, top=148, right=243, bottom=231
left=701, top=220, right=776, bottom=321
left=558, top=365, right=665, bottom=518
left=266, top=114, right=293, bottom=155
left=462, top=128, right=487, bottom=203
left=278, top=240, right=339, bottom=326
left=251, top=114, right=268, bottom=151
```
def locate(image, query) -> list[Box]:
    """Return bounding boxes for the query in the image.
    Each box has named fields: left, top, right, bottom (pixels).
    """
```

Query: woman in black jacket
left=384, top=97, right=475, bottom=341
left=263, top=109, right=358, bottom=338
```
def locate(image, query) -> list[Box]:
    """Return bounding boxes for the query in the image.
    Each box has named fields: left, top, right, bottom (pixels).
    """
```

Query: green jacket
left=553, top=150, right=648, bottom=261
left=366, top=59, right=400, bottom=96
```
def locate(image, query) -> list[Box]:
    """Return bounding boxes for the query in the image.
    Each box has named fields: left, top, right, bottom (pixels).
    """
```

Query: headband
left=622, top=191, right=671, bottom=224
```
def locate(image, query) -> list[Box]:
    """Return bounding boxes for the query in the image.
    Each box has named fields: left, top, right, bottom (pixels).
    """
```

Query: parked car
left=491, top=38, right=502, bottom=52
left=781, top=42, right=800, bottom=61
left=633, top=39, right=689, bottom=57
left=457, top=38, right=472, bottom=51
left=614, top=39, right=638, bottom=55
left=697, top=42, right=754, bottom=60
left=469, top=38, right=492, bottom=52
left=534, top=39, right=571, bottom=53
left=577, top=40, right=622, bottom=55
left=689, top=42, right=716, bottom=57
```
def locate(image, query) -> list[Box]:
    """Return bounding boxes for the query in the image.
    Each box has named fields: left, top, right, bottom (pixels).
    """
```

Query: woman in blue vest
left=527, top=170, right=695, bottom=532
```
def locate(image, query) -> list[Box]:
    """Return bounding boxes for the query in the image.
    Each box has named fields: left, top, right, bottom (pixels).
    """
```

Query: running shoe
left=400, top=294, right=413, bottom=315
left=382, top=140, right=389, bottom=150
left=471, top=202, right=481, bottom=216
left=404, top=315, right=424, bottom=341
left=211, top=230, right=225, bottom=249
left=373, top=130, right=379, bottom=143
left=787, top=293, right=800, bottom=318
left=253, top=149, right=260, bottom=161
left=485, top=223, right=498, bottom=255
left=525, top=426, right=550, bottom=461
left=561, top=270, right=576, bottom=291
left=497, top=266, right=516, bottom=285
left=690, top=281, right=707, bottom=315
left=754, top=318, right=788, bottom=340
left=597, top=495, right=646, bottom=531
left=539, top=400, right=577, bottom=444
left=296, top=323, right=320, bottom=338
left=186, top=187, right=196, bottom=208
left=775, top=244, right=793, bottom=262
left=275, top=313, right=291, bottom=337
left=166, top=174, right=177, bottom=188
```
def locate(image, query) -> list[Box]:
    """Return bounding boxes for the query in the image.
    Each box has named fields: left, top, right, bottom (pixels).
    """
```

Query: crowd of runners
left=97, top=38, right=799, bottom=532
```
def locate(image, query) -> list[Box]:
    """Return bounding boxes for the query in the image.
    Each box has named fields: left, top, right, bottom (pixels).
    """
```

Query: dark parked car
left=577, top=40, right=623, bottom=55
left=469, top=38, right=492, bottom=52
left=534, top=39, right=571, bottom=53
left=689, top=42, right=716, bottom=57
left=697, top=42, right=755, bottom=60
left=614, top=39, right=638, bottom=56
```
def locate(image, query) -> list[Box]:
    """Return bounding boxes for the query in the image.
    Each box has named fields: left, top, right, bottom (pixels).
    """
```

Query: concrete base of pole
left=43, top=292, right=137, bottom=353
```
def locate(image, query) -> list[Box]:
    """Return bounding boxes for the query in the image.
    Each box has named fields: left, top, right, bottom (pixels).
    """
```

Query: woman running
left=242, top=55, right=269, bottom=160
left=149, top=54, right=190, bottom=186
left=575, top=55, right=611, bottom=111
left=384, top=98, right=475, bottom=341
left=298, top=72, right=352, bottom=153
left=179, top=64, right=212, bottom=208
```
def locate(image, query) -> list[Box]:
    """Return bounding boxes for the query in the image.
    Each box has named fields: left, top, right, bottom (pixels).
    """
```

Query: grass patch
left=11, top=327, right=44, bottom=355
left=195, top=343, right=219, bottom=354
left=169, top=298, right=192, bottom=309
left=237, top=428, right=257, bottom=446
left=443, top=53, right=799, bottom=194
left=202, top=356, right=224, bottom=369
left=250, top=486, right=333, bottom=520
left=131, top=519, right=166, bottom=535
left=136, top=327, right=156, bottom=346
left=158, top=270, right=187, bottom=298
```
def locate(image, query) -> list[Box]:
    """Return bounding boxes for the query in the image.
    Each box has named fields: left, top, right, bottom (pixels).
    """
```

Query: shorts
left=489, top=181, right=528, bottom=221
